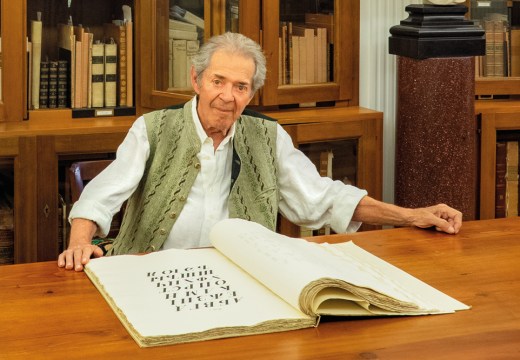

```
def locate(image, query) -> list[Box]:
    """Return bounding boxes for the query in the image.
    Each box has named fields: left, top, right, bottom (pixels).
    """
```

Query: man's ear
left=190, top=66, right=200, bottom=94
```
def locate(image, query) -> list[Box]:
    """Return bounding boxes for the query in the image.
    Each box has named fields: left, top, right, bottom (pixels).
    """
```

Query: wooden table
left=1, top=218, right=520, bottom=359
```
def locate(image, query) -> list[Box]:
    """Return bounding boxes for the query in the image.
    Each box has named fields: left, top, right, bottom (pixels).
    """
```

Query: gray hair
left=191, top=32, right=267, bottom=94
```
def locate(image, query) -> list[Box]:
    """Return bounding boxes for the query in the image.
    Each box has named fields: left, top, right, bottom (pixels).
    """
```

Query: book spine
left=125, top=21, right=133, bottom=107
left=48, top=61, right=58, bottom=108
left=506, top=141, right=519, bottom=217
left=104, top=41, right=117, bottom=107
left=172, top=39, right=187, bottom=88
left=86, top=33, right=93, bottom=108
left=496, top=141, right=507, bottom=218
left=91, top=42, right=105, bottom=108
left=57, top=60, right=68, bottom=108
left=31, top=20, right=43, bottom=109
left=185, top=40, right=199, bottom=89
left=39, top=61, right=49, bottom=109
left=81, top=32, right=90, bottom=108
left=74, top=40, right=82, bottom=108
left=169, top=39, right=174, bottom=89
left=118, top=25, right=128, bottom=107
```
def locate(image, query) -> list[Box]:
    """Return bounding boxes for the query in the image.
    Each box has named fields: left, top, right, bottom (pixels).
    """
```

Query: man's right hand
left=57, top=218, right=101, bottom=272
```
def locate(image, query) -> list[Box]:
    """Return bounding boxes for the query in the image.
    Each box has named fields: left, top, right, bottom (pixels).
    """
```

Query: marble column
left=389, top=4, right=485, bottom=220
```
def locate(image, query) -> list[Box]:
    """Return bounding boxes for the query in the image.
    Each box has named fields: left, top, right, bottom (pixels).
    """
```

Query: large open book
left=84, top=219, right=469, bottom=347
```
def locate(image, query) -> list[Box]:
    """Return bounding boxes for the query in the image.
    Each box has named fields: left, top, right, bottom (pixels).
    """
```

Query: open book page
left=308, top=242, right=470, bottom=315
left=85, top=248, right=315, bottom=347
left=210, top=219, right=470, bottom=317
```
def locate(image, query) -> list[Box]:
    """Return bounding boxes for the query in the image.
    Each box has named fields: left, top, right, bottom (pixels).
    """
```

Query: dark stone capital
left=389, top=4, right=486, bottom=59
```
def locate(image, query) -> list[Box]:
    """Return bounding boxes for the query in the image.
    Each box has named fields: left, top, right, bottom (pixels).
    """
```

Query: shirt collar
left=191, top=96, right=236, bottom=147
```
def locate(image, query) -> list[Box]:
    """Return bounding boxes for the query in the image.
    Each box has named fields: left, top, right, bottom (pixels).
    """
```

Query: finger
left=73, top=248, right=88, bottom=271
left=92, top=246, right=104, bottom=258
left=432, top=217, right=455, bottom=234
left=80, top=246, right=95, bottom=265
left=64, top=250, right=75, bottom=270
left=57, top=252, right=65, bottom=268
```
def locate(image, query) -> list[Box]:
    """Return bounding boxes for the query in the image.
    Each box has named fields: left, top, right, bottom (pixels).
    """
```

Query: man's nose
left=219, top=84, right=234, bottom=101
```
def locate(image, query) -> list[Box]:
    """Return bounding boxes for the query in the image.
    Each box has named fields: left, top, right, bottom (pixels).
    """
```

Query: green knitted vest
left=107, top=100, right=278, bottom=255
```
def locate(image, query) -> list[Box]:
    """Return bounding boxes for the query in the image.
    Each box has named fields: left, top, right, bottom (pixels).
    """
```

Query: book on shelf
left=280, top=22, right=288, bottom=85
left=104, top=39, right=118, bottom=107
left=74, top=37, right=83, bottom=108
left=495, top=140, right=506, bottom=217
left=86, top=32, right=94, bottom=109
left=58, top=23, right=76, bottom=108
left=84, top=218, right=469, bottom=348
left=125, top=20, right=134, bottom=107
left=172, top=39, right=187, bottom=88
left=104, top=22, right=128, bottom=106
left=123, top=4, right=134, bottom=107
left=481, top=17, right=508, bottom=77
left=57, top=60, right=68, bottom=108
left=169, top=29, right=199, bottom=41
left=185, top=40, right=199, bottom=89
left=81, top=29, right=91, bottom=108
left=26, top=39, right=32, bottom=109
left=505, top=141, right=519, bottom=217
left=48, top=61, right=58, bottom=108
left=291, top=35, right=300, bottom=85
left=511, top=28, right=520, bottom=77
left=30, top=14, right=43, bottom=110
left=91, top=41, right=105, bottom=108
left=168, top=39, right=174, bottom=89
left=39, top=61, right=49, bottom=109
left=170, top=5, right=204, bottom=29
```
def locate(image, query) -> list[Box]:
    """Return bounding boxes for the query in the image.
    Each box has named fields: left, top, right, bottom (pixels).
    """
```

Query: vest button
left=159, top=228, right=167, bottom=235
left=169, top=212, right=177, bottom=219
left=194, top=163, right=201, bottom=169
left=179, top=195, right=186, bottom=202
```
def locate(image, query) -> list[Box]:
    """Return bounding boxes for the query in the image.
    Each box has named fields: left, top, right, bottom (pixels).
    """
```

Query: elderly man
left=58, top=32, right=462, bottom=271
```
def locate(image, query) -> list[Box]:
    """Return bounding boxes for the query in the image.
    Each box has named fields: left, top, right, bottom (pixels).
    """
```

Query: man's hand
left=409, top=203, right=462, bottom=234
left=353, top=196, right=463, bottom=234
left=57, top=218, right=101, bottom=271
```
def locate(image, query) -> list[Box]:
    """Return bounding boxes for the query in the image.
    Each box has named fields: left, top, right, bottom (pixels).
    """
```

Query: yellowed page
left=85, top=248, right=314, bottom=347
left=210, top=219, right=469, bottom=316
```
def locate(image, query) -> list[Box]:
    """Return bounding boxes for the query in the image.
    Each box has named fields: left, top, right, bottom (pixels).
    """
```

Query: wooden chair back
left=69, top=160, right=113, bottom=202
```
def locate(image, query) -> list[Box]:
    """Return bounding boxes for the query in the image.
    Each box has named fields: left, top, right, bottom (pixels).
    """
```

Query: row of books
left=475, top=14, right=520, bottom=78
left=28, top=15, right=133, bottom=111
left=496, top=139, right=520, bottom=218
left=278, top=13, right=333, bottom=86
left=168, top=17, right=202, bottom=90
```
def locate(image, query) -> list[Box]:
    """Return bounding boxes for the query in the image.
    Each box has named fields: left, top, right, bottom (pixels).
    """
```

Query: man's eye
left=213, top=79, right=222, bottom=86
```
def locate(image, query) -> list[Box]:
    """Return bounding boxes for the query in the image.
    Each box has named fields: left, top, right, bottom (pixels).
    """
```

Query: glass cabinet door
left=261, top=0, right=359, bottom=106
left=298, top=139, right=358, bottom=236
left=140, top=0, right=260, bottom=111
left=469, top=0, right=520, bottom=96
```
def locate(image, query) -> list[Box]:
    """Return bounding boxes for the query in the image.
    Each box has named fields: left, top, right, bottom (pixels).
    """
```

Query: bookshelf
left=476, top=101, right=520, bottom=220
left=139, top=0, right=360, bottom=112
left=468, top=1, right=520, bottom=220
left=0, top=0, right=382, bottom=264
left=467, top=0, right=520, bottom=97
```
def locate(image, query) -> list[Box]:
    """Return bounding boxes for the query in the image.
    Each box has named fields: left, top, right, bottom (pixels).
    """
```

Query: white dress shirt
left=69, top=98, right=367, bottom=249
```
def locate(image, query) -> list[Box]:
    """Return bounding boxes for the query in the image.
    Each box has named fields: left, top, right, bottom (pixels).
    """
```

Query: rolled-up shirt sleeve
left=68, top=117, right=150, bottom=237
left=276, top=124, right=367, bottom=234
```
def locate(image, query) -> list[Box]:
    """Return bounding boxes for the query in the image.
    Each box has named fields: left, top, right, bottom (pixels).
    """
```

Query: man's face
left=191, top=50, right=255, bottom=138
